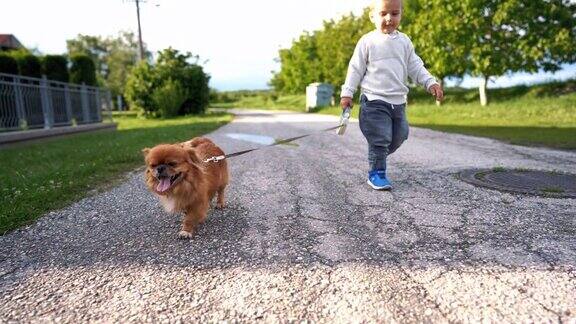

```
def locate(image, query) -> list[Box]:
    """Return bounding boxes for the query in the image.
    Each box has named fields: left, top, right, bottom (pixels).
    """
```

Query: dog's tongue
left=156, top=178, right=171, bottom=192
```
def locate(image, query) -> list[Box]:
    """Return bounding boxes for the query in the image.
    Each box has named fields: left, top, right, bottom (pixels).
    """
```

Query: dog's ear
left=185, top=148, right=201, bottom=165
left=142, top=148, right=151, bottom=157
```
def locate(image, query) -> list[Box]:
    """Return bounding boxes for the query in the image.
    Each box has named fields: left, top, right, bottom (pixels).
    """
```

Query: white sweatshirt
left=341, top=30, right=438, bottom=105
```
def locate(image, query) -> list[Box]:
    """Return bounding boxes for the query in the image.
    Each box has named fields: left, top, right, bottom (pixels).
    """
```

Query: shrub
left=0, top=53, right=18, bottom=75
left=125, top=61, right=157, bottom=114
left=42, top=55, right=69, bottom=82
left=154, top=49, right=210, bottom=115
left=178, top=64, right=210, bottom=115
left=70, top=54, right=97, bottom=86
left=152, top=79, right=187, bottom=118
left=15, top=54, right=42, bottom=78
left=125, top=48, right=211, bottom=116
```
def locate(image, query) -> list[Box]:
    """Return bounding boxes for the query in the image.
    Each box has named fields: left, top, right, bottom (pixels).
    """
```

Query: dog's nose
left=157, top=165, right=166, bottom=173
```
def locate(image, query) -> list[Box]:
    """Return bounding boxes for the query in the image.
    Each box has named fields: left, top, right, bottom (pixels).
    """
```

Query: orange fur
left=143, top=137, right=229, bottom=239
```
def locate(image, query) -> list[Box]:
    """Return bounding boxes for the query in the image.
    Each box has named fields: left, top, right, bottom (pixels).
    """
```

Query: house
left=0, top=34, right=24, bottom=51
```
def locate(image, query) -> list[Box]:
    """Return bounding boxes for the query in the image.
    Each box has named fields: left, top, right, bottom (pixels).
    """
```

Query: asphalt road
left=1, top=109, right=575, bottom=322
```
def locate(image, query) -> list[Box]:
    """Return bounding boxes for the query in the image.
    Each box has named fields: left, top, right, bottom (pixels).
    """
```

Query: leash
left=203, top=124, right=343, bottom=163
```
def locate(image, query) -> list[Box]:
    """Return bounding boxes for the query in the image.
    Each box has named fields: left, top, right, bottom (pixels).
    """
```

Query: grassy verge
left=406, top=94, right=576, bottom=149
left=0, top=112, right=232, bottom=234
left=315, top=93, right=576, bottom=149
left=211, top=94, right=305, bottom=111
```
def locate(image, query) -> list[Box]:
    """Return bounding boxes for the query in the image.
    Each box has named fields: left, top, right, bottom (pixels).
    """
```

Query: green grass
left=541, top=187, right=565, bottom=194
left=406, top=93, right=576, bottom=149
left=312, top=95, right=576, bottom=149
left=0, top=113, right=232, bottom=234
left=212, top=94, right=306, bottom=111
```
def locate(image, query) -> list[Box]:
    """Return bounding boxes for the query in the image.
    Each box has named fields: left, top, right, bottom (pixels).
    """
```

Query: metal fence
left=0, top=73, right=112, bottom=132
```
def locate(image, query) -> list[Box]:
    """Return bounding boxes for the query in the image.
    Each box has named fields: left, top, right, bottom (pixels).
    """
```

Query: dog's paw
left=178, top=230, right=194, bottom=239
left=216, top=202, right=225, bottom=209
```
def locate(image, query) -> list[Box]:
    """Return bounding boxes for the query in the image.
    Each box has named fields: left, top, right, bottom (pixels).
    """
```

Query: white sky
left=1, top=0, right=574, bottom=91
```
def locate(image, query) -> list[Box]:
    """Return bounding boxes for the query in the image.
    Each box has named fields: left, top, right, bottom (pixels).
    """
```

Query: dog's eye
left=167, top=162, right=177, bottom=167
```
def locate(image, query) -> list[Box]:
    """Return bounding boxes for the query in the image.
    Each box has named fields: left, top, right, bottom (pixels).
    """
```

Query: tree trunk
left=479, top=75, right=489, bottom=106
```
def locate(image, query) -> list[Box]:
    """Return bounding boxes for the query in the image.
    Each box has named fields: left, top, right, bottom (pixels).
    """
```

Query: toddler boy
left=340, top=0, right=444, bottom=190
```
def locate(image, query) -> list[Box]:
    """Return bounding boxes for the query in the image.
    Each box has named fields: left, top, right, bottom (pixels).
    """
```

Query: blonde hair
left=369, top=0, right=403, bottom=11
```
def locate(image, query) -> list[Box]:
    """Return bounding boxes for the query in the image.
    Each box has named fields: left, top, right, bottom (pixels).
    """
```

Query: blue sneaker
left=367, top=170, right=392, bottom=190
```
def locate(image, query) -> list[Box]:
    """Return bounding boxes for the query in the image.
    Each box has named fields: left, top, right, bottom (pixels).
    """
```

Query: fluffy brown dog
left=143, top=137, right=229, bottom=239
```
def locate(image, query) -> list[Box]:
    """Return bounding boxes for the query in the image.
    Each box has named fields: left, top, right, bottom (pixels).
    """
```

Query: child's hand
left=340, top=97, right=353, bottom=109
left=429, top=84, right=444, bottom=101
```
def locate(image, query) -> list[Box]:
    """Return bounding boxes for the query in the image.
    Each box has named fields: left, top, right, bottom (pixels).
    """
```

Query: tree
left=270, top=32, right=322, bottom=94
left=403, top=0, right=469, bottom=105
left=67, top=35, right=107, bottom=85
left=67, top=32, right=142, bottom=98
left=103, top=32, right=141, bottom=99
left=271, top=9, right=373, bottom=96
left=315, top=9, right=373, bottom=94
left=460, top=0, right=576, bottom=105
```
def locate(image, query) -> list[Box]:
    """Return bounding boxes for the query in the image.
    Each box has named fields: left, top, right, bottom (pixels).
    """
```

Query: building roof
left=0, top=34, right=24, bottom=50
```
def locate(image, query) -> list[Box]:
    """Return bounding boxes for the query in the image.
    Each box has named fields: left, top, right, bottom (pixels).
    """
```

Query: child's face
left=371, top=0, right=402, bottom=34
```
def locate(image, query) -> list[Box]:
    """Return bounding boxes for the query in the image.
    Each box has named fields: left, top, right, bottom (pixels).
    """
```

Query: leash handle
left=203, top=155, right=226, bottom=163
left=337, top=106, right=351, bottom=136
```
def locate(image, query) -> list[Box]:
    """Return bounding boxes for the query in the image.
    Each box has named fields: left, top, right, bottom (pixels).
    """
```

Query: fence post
left=45, top=76, right=55, bottom=125
left=40, top=76, right=53, bottom=129
left=13, top=76, right=26, bottom=128
left=81, top=83, right=90, bottom=123
left=64, top=84, right=73, bottom=125
left=95, top=88, right=102, bottom=122
left=107, top=91, right=114, bottom=121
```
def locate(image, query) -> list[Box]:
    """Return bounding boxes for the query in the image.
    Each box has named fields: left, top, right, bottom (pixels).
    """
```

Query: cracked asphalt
left=1, top=109, right=575, bottom=322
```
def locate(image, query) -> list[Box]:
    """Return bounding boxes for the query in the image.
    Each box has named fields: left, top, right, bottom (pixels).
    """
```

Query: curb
left=0, top=123, right=118, bottom=147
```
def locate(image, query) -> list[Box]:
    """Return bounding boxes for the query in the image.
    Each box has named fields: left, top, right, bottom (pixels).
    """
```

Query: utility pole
left=124, top=0, right=147, bottom=61
left=135, top=0, right=145, bottom=61
left=125, top=0, right=159, bottom=61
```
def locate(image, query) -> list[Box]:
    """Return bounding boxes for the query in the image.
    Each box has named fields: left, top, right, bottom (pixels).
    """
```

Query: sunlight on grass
left=211, top=94, right=306, bottom=112
left=407, top=94, right=576, bottom=128
left=114, top=114, right=231, bottom=130
left=406, top=94, right=576, bottom=149
left=314, top=93, right=576, bottom=149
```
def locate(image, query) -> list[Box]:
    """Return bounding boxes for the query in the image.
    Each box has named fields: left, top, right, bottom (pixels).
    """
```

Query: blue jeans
left=359, top=95, right=409, bottom=172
